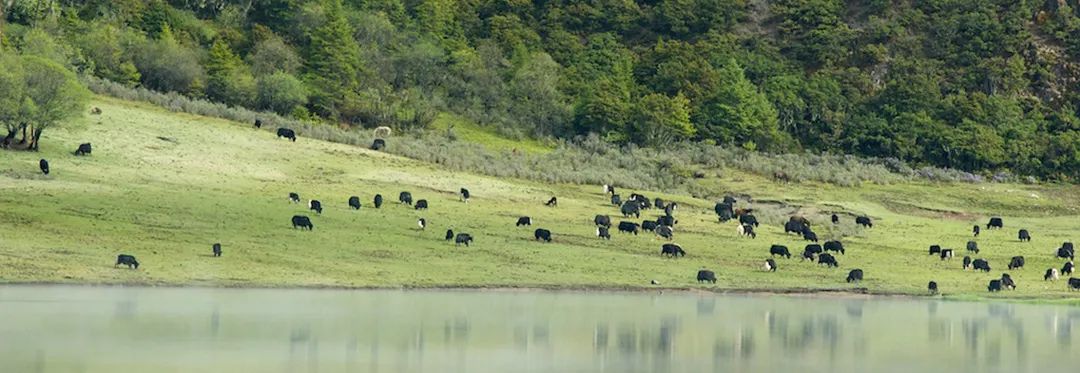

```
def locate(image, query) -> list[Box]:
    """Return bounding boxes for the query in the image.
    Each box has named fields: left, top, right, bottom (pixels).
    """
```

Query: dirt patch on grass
left=880, top=200, right=976, bottom=221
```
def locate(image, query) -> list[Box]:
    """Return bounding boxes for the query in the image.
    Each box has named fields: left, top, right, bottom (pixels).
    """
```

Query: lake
left=0, top=286, right=1077, bottom=372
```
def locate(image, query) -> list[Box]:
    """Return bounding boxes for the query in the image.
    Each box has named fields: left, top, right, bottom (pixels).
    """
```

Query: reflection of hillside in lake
left=0, top=286, right=1077, bottom=372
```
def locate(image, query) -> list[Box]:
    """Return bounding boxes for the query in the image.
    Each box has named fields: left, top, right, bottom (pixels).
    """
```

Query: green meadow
left=2, top=97, right=1080, bottom=302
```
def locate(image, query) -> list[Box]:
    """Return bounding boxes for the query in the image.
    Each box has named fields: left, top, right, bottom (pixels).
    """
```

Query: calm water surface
left=1, top=286, right=1078, bottom=372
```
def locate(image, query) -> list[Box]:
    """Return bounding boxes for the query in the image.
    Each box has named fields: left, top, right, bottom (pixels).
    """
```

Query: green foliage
left=0, top=52, right=88, bottom=149
left=629, top=93, right=694, bottom=146
left=132, top=25, right=206, bottom=96
left=8, top=0, right=1080, bottom=179
left=256, top=72, right=308, bottom=115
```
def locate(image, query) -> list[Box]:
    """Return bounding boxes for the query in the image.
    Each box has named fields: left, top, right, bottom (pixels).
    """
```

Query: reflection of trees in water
left=594, top=323, right=608, bottom=352
left=697, top=298, right=716, bottom=316
left=209, top=308, right=220, bottom=336
left=443, top=317, right=470, bottom=344
left=845, top=301, right=864, bottom=319
left=288, top=326, right=318, bottom=372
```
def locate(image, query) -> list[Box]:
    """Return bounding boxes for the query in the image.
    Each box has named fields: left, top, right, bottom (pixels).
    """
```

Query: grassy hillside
left=2, top=97, right=1080, bottom=302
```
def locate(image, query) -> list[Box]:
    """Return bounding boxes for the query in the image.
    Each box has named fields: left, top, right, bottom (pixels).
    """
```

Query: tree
left=256, top=72, right=308, bottom=115
left=694, top=58, right=785, bottom=150
left=0, top=52, right=27, bottom=146
left=206, top=39, right=256, bottom=106
left=247, top=36, right=302, bottom=76
left=3, top=55, right=88, bottom=151
left=303, top=0, right=364, bottom=122
left=133, top=25, right=206, bottom=96
left=629, top=93, right=695, bottom=146
left=509, top=52, right=571, bottom=136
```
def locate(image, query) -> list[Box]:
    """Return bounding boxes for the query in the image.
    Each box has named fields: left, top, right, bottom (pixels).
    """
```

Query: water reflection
left=0, top=286, right=1076, bottom=372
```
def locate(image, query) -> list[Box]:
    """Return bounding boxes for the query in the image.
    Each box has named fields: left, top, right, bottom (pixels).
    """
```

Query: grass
left=428, top=113, right=553, bottom=155
left=2, top=96, right=1080, bottom=303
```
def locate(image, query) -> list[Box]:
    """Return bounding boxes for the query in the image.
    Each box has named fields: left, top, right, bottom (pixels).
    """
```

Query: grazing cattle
left=289, top=192, right=300, bottom=203
left=534, top=229, right=552, bottom=242
left=784, top=220, right=807, bottom=235
left=1058, top=247, right=1075, bottom=260
left=594, top=215, right=611, bottom=228
left=1018, top=229, right=1031, bottom=242
left=399, top=192, right=413, bottom=206
left=373, top=126, right=392, bottom=138
left=642, top=220, right=658, bottom=232
left=739, top=214, right=759, bottom=227
left=697, top=269, right=716, bottom=283
left=374, top=194, right=383, bottom=208
left=805, top=244, right=824, bottom=255
left=74, top=143, right=93, bottom=156
left=664, top=203, right=677, bottom=217
left=741, top=224, right=757, bottom=239
left=603, top=184, right=616, bottom=195
left=940, top=249, right=954, bottom=260
left=460, top=188, right=470, bottom=203
left=115, top=254, right=139, bottom=269
left=1064, top=242, right=1075, bottom=251
left=715, top=202, right=733, bottom=216
left=418, top=218, right=426, bottom=230
left=929, top=245, right=942, bottom=255
left=856, top=216, right=873, bottom=228
left=455, top=233, right=474, bottom=247
left=988, top=279, right=1002, bottom=292
left=818, top=253, right=839, bottom=267
left=370, top=139, right=386, bottom=151
left=620, top=201, right=641, bottom=218
left=973, top=225, right=980, bottom=237
left=656, top=226, right=674, bottom=240
left=617, top=221, right=640, bottom=235
left=90, top=107, right=102, bottom=115
left=611, top=195, right=622, bottom=206
left=291, top=215, right=313, bottom=230
left=723, top=195, right=737, bottom=204
left=831, top=214, right=840, bottom=224
left=718, top=208, right=734, bottom=222
left=963, top=256, right=973, bottom=270
left=212, top=243, right=222, bottom=257
left=966, top=241, right=978, bottom=253
left=276, top=128, right=296, bottom=141
left=928, top=281, right=938, bottom=294
left=348, top=196, right=361, bottom=210
left=254, top=119, right=262, bottom=128
left=823, top=241, right=844, bottom=255
left=597, top=227, right=611, bottom=240
left=1064, top=261, right=1075, bottom=276
left=769, top=245, right=791, bottom=259
left=1069, top=277, right=1080, bottom=290
left=773, top=171, right=790, bottom=183
left=414, top=199, right=429, bottom=210
left=846, top=269, right=864, bottom=283
left=39, top=159, right=49, bottom=175
left=801, top=250, right=817, bottom=262
left=1045, top=268, right=1060, bottom=281
left=445, top=229, right=454, bottom=241
left=661, top=244, right=686, bottom=258
left=657, top=215, right=676, bottom=227
left=802, top=230, right=818, bottom=243
left=545, top=197, right=558, bottom=207
left=1001, top=273, right=1016, bottom=290
left=987, top=217, right=1003, bottom=229
left=1008, top=256, right=1025, bottom=270
left=972, top=259, right=991, bottom=272
left=308, top=200, right=322, bottom=214
left=517, top=217, right=533, bottom=227
left=764, top=258, right=778, bottom=272
left=654, top=198, right=666, bottom=210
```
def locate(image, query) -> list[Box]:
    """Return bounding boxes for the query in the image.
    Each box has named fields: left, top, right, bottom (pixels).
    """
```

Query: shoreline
left=3, top=280, right=1077, bottom=304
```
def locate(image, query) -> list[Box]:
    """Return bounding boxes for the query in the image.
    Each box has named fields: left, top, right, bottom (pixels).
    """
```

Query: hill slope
left=2, top=97, right=1080, bottom=301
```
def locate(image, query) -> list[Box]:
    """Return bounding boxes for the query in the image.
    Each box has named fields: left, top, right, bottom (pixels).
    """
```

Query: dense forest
left=2, top=0, right=1080, bottom=179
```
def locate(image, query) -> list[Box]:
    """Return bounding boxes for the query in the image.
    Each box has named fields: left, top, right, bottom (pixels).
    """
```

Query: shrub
left=256, top=72, right=308, bottom=115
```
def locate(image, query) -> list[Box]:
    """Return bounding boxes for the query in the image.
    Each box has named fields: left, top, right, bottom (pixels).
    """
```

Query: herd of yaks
left=31, top=115, right=1080, bottom=294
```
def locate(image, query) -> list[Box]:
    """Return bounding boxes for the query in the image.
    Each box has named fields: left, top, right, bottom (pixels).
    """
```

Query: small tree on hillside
left=17, top=55, right=89, bottom=151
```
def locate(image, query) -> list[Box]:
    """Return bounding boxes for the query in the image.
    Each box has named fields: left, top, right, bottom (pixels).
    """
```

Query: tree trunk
left=30, top=126, right=43, bottom=151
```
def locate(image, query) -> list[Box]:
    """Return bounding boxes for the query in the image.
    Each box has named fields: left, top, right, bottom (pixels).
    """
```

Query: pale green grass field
left=2, top=96, right=1080, bottom=302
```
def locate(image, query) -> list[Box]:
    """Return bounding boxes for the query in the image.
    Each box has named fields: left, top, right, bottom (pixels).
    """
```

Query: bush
left=132, top=27, right=206, bottom=96
left=256, top=72, right=308, bottom=115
